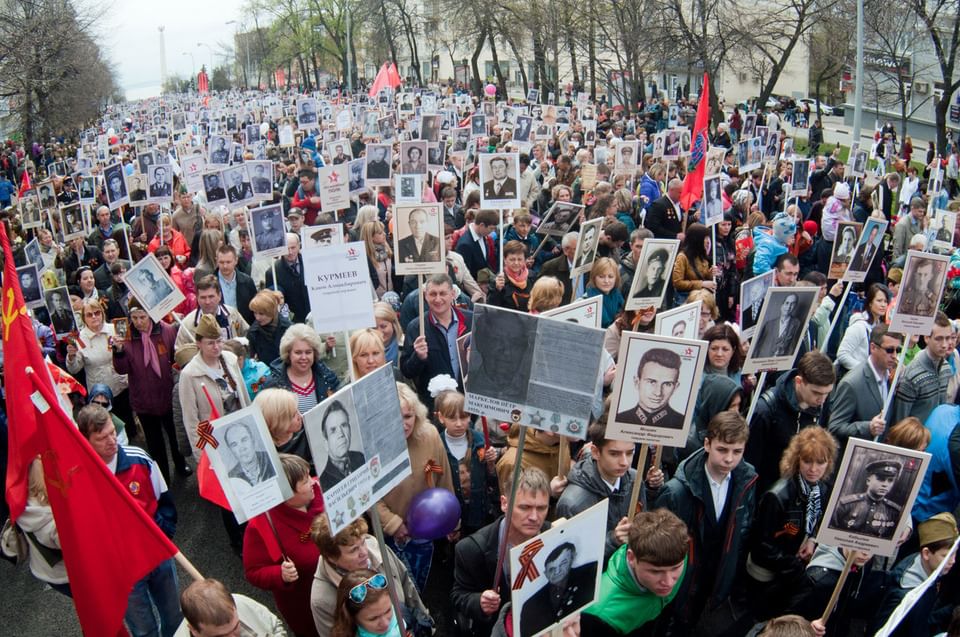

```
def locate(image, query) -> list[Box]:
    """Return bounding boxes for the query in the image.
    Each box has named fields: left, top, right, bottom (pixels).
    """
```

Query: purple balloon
left=405, top=488, right=461, bottom=540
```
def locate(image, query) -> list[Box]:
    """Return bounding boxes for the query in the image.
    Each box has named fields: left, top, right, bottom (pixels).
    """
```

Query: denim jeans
left=386, top=536, right=433, bottom=593
left=124, top=558, right=182, bottom=637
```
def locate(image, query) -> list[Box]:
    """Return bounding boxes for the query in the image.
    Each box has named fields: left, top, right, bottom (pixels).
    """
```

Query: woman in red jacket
left=244, top=454, right=325, bottom=637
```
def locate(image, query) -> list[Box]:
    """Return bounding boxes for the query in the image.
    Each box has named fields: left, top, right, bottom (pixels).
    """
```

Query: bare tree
left=909, top=0, right=960, bottom=152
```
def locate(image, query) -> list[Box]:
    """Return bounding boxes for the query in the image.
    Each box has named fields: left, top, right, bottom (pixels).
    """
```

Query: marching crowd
left=2, top=84, right=960, bottom=637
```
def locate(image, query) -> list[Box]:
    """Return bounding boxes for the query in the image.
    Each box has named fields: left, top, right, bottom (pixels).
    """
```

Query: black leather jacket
left=750, top=476, right=832, bottom=577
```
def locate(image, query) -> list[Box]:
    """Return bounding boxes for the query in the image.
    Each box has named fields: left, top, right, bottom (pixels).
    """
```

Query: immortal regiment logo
left=688, top=129, right=709, bottom=172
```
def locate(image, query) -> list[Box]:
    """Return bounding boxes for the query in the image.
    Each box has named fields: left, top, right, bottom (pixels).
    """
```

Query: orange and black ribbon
left=195, top=420, right=218, bottom=450
left=423, top=459, right=443, bottom=488
left=512, top=538, right=544, bottom=590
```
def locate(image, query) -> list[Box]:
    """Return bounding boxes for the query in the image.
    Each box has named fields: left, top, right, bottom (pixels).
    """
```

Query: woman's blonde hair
left=373, top=302, right=403, bottom=346
left=253, top=388, right=300, bottom=443
left=349, top=328, right=385, bottom=379
left=279, top=323, right=324, bottom=364
left=360, top=220, right=391, bottom=263
left=779, top=427, right=838, bottom=479
left=197, top=229, right=223, bottom=269
left=588, top=257, right=621, bottom=290
left=248, top=289, right=282, bottom=322
left=434, top=390, right=467, bottom=421
left=687, top=289, right=718, bottom=319
left=396, top=382, right=428, bottom=440
left=80, top=297, right=104, bottom=328
left=528, top=276, right=564, bottom=313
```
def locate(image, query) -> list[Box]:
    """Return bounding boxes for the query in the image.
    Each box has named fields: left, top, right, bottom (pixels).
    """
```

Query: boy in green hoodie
left=580, top=508, right=689, bottom=636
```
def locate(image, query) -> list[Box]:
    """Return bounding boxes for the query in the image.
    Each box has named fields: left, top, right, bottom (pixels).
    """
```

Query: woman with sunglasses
left=331, top=569, right=401, bottom=637
left=244, top=454, right=325, bottom=637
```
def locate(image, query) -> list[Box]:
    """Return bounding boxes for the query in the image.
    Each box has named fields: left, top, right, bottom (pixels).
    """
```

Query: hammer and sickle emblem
left=40, top=450, right=81, bottom=498
left=3, top=287, right=27, bottom=341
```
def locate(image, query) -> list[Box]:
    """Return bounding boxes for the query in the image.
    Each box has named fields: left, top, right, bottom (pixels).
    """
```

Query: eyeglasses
left=874, top=344, right=903, bottom=354
left=348, top=573, right=387, bottom=604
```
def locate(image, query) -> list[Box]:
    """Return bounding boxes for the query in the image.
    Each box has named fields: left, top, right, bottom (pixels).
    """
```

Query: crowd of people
left=2, top=83, right=960, bottom=637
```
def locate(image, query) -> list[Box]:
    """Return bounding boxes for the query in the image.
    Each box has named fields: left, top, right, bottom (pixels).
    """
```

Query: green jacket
left=581, top=544, right=686, bottom=634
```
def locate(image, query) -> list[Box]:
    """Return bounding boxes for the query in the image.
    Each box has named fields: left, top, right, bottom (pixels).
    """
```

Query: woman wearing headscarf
left=112, top=297, right=188, bottom=483
left=488, top=240, right=532, bottom=312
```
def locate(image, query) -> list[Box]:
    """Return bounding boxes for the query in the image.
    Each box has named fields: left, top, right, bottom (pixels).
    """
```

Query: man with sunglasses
left=829, top=325, right=904, bottom=450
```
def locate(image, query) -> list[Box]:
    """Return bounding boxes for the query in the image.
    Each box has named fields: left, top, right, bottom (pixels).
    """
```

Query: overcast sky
left=100, top=0, right=247, bottom=99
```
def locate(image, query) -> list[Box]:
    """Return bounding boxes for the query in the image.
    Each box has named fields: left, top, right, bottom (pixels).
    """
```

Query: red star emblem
left=328, top=172, right=339, bottom=184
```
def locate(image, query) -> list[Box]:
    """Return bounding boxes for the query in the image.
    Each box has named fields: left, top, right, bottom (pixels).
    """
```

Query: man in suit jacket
left=56, top=237, right=103, bottom=274
left=828, top=325, right=902, bottom=447
left=753, top=292, right=803, bottom=358
left=455, top=210, right=499, bottom=279
left=224, top=422, right=276, bottom=486
left=482, top=156, right=517, bottom=201
left=94, top=240, right=130, bottom=290
left=539, top=232, right=580, bottom=305
left=644, top=178, right=685, bottom=239
left=216, top=245, right=258, bottom=325
left=149, top=166, right=172, bottom=198
left=848, top=225, right=881, bottom=272
left=397, top=208, right=441, bottom=263
left=265, top=233, right=310, bottom=323
left=520, top=543, right=598, bottom=637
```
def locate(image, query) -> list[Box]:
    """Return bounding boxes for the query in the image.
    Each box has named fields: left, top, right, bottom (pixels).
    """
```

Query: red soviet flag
left=2, top=222, right=178, bottom=635
left=679, top=73, right=712, bottom=210
left=18, top=168, right=31, bottom=197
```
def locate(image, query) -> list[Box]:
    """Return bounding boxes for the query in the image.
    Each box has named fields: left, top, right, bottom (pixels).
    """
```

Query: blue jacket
left=751, top=225, right=788, bottom=275
left=639, top=174, right=661, bottom=211
left=0, top=179, right=14, bottom=202
left=115, top=445, right=177, bottom=539
left=263, top=358, right=340, bottom=402
left=914, top=405, right=960, bottom=522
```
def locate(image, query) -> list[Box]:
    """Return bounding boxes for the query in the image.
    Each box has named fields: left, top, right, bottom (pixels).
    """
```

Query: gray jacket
left=828, top=359, right=885, bottom=447
left=891, top=349, right=950, bottom=425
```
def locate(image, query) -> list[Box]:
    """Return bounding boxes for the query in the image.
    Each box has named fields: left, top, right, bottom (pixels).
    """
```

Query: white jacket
left=174, top=594, right=286, bottom=636
left=837, top=311, right=873, bottom=371
left=66, top=323, right=128, bottom=395
left=17, top=501, right=68, bottom=585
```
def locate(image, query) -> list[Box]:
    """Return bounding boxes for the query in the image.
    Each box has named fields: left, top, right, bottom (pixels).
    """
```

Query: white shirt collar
left=601, top=475, right=621, bottom=492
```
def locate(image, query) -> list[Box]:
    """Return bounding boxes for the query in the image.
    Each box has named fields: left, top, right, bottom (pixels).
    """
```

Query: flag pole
left=174, top=551, right=204, bottom=582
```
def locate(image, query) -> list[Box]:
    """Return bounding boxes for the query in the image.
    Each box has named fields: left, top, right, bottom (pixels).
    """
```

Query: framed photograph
left=607, top=331, right=708, bottom=447
left=329, top=139, right=353, bottom=165
left=103, top=163, right=129, bottom=210
left=303, top=365, right=411, bottom=533
left=663, top=130, right=681, bottom=160
left=205, top=405, right=293, bottom=524
left=526, top=88, right=540, bottom=103
left=817, top=438, right=930, bottom=557
left=848, top=144, right=869, bottom=178
left=742, top=113, right=757, bottom=138
left=203, top=171, right=228, bottom=207
left=739, top=270, right=776, bottom=339
left=932, top=208, right=957, bottom=252
left=221, top=165, right=255, bottom=208
left=347, top=158, right=367, bottom=195
left=137, top=150, right=158, bottom=175
left=249, top=204, right=288, bottom=258
left=45, top=286, right=76, bottom=336
left=536, top=202, right=583, bottom=237
left=19, top=191, right=42, bottom=229
left=112, top=318, right=130, bottom=341
left=77, top=176, right=97, bottom=203
left=625, top=239, right=680, bottom=311
left=364, top=143, right=393, bottom=186
left=16, top=264, right=43, bottom=309
left=393, top=203, right=445, bottom=275
left=570, top=217, right=604, bottom=279
left=399, top=141, right=428, bottom=175
left=127, top=173, right=148, bottom=206
left=465, top=304, right=605, bottom=438
left=395, top=174, right=422, bottom=204
left=24, top=238, right=43, bottom=272
left=701, top=174, right=724, bottom=226
left=450, top=127, right=471, bottom=154
left=828, top=221, right=862, bottom=280
left=742, top=286, right=819, bottom=373
left=471, top=113, right=487, bottom=137
left=514, top=116, right=533, bottom=143
left=59, top=203, right=86, bottom=241
left=614, top=140, right=639, bottom=171
left=889, top=250, right=950, bottom=334
left=652, top=133, right=665, bottom=158
left=297, top=97, right=319, bottom=127
left=208, top=135, right=231, bottom=166
left=377, top=115, right=397, bottom=142
left=542, top=296, right=602, bottom=328
left=123, top=253, right=185, bottom=323
left=247, top=161, right=274, bottom=200
left=427, top=143, right=446, bottom=171
left=36, top=181, right=57, bottom=210
left=655, top=301, right=701, bottom=339
left=510, top=500, right=606, bottom=637
left=146, top=164, right=174, bottom=203
left=791, top=158, right=810, bottom=193
left=479, top=153, right=521, bottom=209
left=301, top=223, right=344, bottom=249
left=844, top=218, right=887, bottom=283
left=420, top=114, right=441, bottom=142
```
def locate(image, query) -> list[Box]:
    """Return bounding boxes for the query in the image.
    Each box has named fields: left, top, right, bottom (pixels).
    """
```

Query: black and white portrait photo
left=112, top=318, right=129, bottom=341
left=399, top=141, right=428, bottom=175
left=395, top=174, right=421, bottom=204
left=128, top=173, right=147, bottom=205
left=466, top=305, right=537, bottom=404
left=104, top=163, right=129, bottom=210
left=207, top=405, right=292, bottom=524
left=347, top=158, right=366, bottom=194
left=890, top=251, right=950, bottom=334
left=17, top=264, right=43, bottom=308
left=393, top=203, right=444, bottom=275
left=137, top=150, right=157, bottom=175
left=420, top=114, right=441, bottom=142
left=297, top=98, right=318, bottom=126
left=208, top=135, right=231, bottom=166
left=365, top=144, right=393, bottom=185
left=655, top=301, right=700, bottom=340
left=739, top=270, right=776, bottom=338
left=308, top=393, right=367, bottom=493
left=933, top=208, right=957, bottom=252
left=471, top=113, right=487, bottom=137
left=377, top=115, right=397, bottom=142
left=45, top=287, right=76, bottom=335
left=514, top=116, right=533, bottom=143
left=479, top=153, right=521, bottom=209
left=24, top=238, right=43, bottom=272
left=537, top=202, right=583, bottom=237
left=607, top=332, right=707, bottom=447
left=427, top=143, right=446, bottom=170
left=123, top=253, right=184, bottom=322
left=572, top=218, right=603, bottom=278
left=743, top=286, right=819, bottom=373
left=828, top=221, right=861, bottom=280
left=510, top=501, right=605, bottom=637
left=614, top=141, right=639, bottom=171
left=701, top=174, right=724, bottom=226
left=147, top=164, right=173, bottom=202
left=248, top=161, right=273, bottom=198
left=78, top=175, right=97, bottom=203
left=818, top=438, right=930, bottom=557
left=37, top=181, right=56, bottom=210
left=250, top=204, right=287, bottom=257
left=223, top=165, right=254, bottom=206
left=329, top=140, right=352, bottom=165
left=791, top=158, right=810, bottom=192
left=203, top=172, right=228, bottom=205
left=450, top=127, right=471, bottom=153
left=845, top=218, right=887, bottom=281
left=60, top=204, right=85, bottom=240
left=19, top=191, right=42, bottom=228
left=626, top=239, right=680, bottom=311
left=663, top=130, right=680, bottom=160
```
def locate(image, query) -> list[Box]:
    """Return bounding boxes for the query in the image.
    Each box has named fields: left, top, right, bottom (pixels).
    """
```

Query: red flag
left=18, top=169, right=31, bottom=198
left=368, top=62, right=402, bottom=98
left=198, top=70, right=209, bottom=94
left=197, top=384, right=230, bottom=509
left=679, top=73, right=712, bottom=210
left=2, top=221, right=178, bottom=636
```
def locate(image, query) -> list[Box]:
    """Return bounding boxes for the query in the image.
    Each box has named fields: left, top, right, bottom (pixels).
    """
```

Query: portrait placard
left=570, top=217, right=603, bottom=279
left=932, top=208, right=957, bottom=252
left=301, top=223, right=344, bottom=249
left=614, top=140, right=639, bottom=172
left=889, top=250, right=950, bottom=335
left=655, top=301, right=701, bottom=339
left=393, top=203, right=445, bottom=275
left=59, top=203, right=86, bottom=241
left=536, top=202, right=583, bottom=237
left=364, top=143, right=393, bottom=186
left=465, top=304, right=604, bottom=439
left=395, top=174, right=421, bottom=204
left=221, top=165, right=255, bottom=209
left=817, top=438, right=930, bottom=557
left=103, top=162, right=129, bottom=210
left=19, top=190, right=42, bottom=229
left=510, top=500, right=606, bottom=637
left=399, top=140, right=428, bottom=175
left=828, top=221, right=862, bottom=280
left=45, top=286, right=76, bottom=336
left=123, top=253, right=185, bottom=323
left=625, top=239, right=680, bottom=311
left=742, top=286, right=819, bottom=373
left=112, top=318, right=130, bottom=342
left=317, top=163, right=351, bottom=212
left=297, top=98, right=319, bottom=127
left=301, top=241, right=375, bottom=334
left=790, top=158, right=810, bottom=193
left=739, top=270, right=776, bottom=339
left=249, top=204, right=288, bottom=258
left=202, top=171, right=228, bottom=207
left=16, top=264, right=43, bottom=309
left=542, top=296, right=602, bottom=328
left=77, top=176, right=97, bottom=204
left=247, top=161, right=274, bottom=200
left=700, top=174, right=724, bottom=227
left=478, top=153, right=521, bottom=210
left=606, top=332, right=708, bottom=447
left=146, top=164, right=174, bottom=203
left=844, top=218, right=887, bottom=283
left=205, top=405, right=293, bottom=524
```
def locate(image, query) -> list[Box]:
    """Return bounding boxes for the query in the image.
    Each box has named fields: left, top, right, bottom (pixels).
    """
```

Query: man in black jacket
left=538, top=232, right=580, bottom=305
left=215, top=244, right=258, bottom=325
left=644, top=178, right=687, bottom=240
left=451, top=468, right=551, bottom=637
left=265, top=233, right=309, bottom=323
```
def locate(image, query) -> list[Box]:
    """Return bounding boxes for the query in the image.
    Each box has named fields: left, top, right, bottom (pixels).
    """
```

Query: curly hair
left=779, top=427, right=838, bottom=480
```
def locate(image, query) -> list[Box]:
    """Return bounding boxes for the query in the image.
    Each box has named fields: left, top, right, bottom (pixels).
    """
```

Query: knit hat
left=918, top=512, right=958, bottom=548
left=833, top=183, right=850, bottom=200
left=803, top=220, right=818, bottom=236
left=195, top=313, right=222, bottom=340
left=732, top=189, right=753, bottom=208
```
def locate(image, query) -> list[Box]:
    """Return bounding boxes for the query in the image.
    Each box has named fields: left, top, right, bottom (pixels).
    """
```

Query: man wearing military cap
left=831, top=458, right=903, bottom=539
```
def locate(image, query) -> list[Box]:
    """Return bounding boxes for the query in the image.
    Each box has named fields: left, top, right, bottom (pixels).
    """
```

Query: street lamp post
left=196, top=42, right=214, bottom=73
